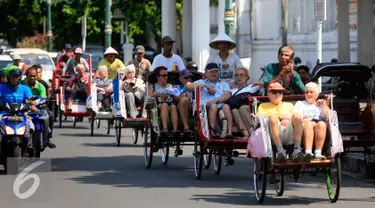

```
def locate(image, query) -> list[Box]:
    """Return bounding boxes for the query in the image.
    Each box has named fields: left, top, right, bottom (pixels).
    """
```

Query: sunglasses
left=269, top=90, right=284, bottom=95
left=158, top=74, right=168, bottom=77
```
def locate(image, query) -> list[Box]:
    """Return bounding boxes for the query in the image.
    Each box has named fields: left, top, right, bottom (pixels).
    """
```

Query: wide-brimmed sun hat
left=209, top=32, right=236, bottom=50
left=104, top=47, right=119, bottom=56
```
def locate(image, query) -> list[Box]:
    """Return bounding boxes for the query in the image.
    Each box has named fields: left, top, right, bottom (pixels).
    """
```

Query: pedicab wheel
left=96, top=119, right=101, bottom=128
left=193, top=133, right=204, bottom=180
left=143, top=121, right=154, bottom=169
left=115, top=119, right=122, bottom=147
left=90, top=112, right=95, bottom=136
left=132, top=128, right=139, bottom=144
left=325, top=154, right=341, bottom=203
left=213, top=152, right=222, bottom=175
left=274, top=171, right=284, bottom=196
left=73, top=117, right=77, bottom=127
left=161, top=145, right=169, bottom=165
left=253, top=158, right=268, bottom=204
left=203, top=150, right=212, bottom=169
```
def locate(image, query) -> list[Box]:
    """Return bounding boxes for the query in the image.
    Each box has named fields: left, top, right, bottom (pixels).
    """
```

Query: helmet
left=186, top=61, right=198, bottom=71
left=7, top=67, right=23, bottom=78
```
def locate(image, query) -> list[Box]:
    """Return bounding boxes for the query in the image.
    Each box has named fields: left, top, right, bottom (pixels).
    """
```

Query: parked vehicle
left=0, top=54, right=12, bottom=68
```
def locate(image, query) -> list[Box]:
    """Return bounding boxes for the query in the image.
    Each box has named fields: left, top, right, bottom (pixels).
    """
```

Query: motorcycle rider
left=0, top=67, right=37, bottom=133
left=21, top=67, right=56, bottom=149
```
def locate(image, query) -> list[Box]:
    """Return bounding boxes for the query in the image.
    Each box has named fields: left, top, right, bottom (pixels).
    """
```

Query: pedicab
left=192, top=85, right=260, bottom=179
left=143, top=71, right=203, bottom=168
left=111, top=71, right=147, bottom=146
left=247, top=88, right=343, bottom=203
left=55, top=57, right=93, bottom=128
left=310, top=63, right=375, bottom=176
left=86, top=79, right=114, bottom=136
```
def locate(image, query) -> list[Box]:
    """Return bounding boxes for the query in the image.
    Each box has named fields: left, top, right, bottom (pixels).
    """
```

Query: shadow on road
left=82, top=143, right=143, bottom=148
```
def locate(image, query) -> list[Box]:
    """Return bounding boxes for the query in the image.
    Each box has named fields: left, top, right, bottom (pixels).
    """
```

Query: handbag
left=227, top=87, right=252, bottom=109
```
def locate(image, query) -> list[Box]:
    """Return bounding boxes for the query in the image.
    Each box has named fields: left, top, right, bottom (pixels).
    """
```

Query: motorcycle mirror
left=53, top=88, right=61, bottom=94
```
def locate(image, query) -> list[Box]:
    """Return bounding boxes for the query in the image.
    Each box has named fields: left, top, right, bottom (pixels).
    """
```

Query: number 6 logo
left=13, top=161, right=45, bottom=199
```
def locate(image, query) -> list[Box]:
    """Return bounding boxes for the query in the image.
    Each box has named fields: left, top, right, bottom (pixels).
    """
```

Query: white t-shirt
left=151, top=54, right=185, bottom=72
left=293, top=100, right=323, bottom=121
left=206, top=53, right=243, bottom=82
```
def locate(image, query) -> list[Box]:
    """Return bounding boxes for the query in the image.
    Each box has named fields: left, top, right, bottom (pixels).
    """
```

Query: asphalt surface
left=0, top=118, right=374, bottom=208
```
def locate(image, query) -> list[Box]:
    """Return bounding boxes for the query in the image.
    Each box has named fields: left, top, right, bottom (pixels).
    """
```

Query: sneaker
left=314, top=154, right=326, bottom=160
left=305, top=152, right=314, bottom=162
left=292, top=148, right=305, bottom=162
left=275, top=149, right=287, bottom=163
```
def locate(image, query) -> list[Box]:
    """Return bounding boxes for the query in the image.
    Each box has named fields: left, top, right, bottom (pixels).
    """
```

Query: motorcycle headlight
left=5, top=126, right=15, bottom=135
left=16, top=126, right=25, bottom=135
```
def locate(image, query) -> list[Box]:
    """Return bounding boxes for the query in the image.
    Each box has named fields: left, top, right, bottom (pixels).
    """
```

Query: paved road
left=0, top=118, right=374, bottom=208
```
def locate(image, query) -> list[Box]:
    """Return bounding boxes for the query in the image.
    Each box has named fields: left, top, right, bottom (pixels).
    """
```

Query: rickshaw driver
left=151, top=36, right=185, bottom=72
left=186, top=63, right=234, bottom=139
left=293, top=82, right=329, bottom=161
left=97, top=47, right=126, bottom=80
left=21, top=67, right=56, bottom=148
left=63, top=47, right=90, bottom=76
left=257, top=82, right=305, bottom=162
left=66, top=64, right=90, bottom=111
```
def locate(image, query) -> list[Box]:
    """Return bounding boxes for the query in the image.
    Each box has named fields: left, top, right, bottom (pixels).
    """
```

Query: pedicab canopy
left=209, top=32, right=237, bottom=50
left=310, top=63, right=372, bottom=82
left=146, top=67, right=203, bottom=85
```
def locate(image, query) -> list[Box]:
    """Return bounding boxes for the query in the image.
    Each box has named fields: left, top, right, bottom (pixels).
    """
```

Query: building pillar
left=192, top=0, right=210, bottom=72
left=218, top=0, right=225, bottom=34
left=162, top=0, right=176, bottom=44
left=337, top=0, right=350, bottom=62
left=182, top=0, right=192, bottom=58
left=357, top=0, right=374, bottom=67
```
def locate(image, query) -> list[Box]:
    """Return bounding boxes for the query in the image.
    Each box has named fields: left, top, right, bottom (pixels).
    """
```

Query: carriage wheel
left=274, top=171, right=284, bottom=196
left=213, top=152, right=222, bottom=175
left=132, top=128, right=139, bottom=144
left=96, top=119, right=101, bottom=128
left=193, top=133, right=203, bottom=180
left=90, top=112, right=95, bottom=136
left=107, top=120, right=111, bottom=135
left=203, top=149, right=212, bottom=169
left=115, top=119, right=122, bottom=147
left=253, top=158, right=268, bottom=204
left=58, top=105, right=63, bottom=128
left=161, top=145, right=169, bottom=165
left=325, top=154, right=341, bottom=203
left=73, top=117, right=77, bottom=127
left=143, top=121, right=154, bottom=169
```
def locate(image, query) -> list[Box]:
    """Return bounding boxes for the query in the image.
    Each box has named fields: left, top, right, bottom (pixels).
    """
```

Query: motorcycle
left=28, top=96, right=51, bottom=158
left=0, top=96, right=38, bottom=174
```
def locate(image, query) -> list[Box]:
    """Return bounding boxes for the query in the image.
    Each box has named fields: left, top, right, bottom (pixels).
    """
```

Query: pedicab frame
left=143, top=71, right=203, bottom=169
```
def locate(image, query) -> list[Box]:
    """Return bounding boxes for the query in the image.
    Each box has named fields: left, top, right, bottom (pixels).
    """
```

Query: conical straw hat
left=209, top=32, right=236, bottom=50
left=104, top=47, right=119, bottom=56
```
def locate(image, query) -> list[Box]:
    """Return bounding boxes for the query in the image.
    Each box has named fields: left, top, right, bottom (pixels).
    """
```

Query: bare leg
left=221, top=104, right=233, bottom=135
left=208, top=103, right=218, bottom=130
left=68, top=97, right=73, bottom=109
left=178, top=96, right=190, bottom=130
left=291, top=112, right=303, bottom=148
left=269, top=114, right=282, bottom=149
left=303, top=120, right=315, bottom=151
left=314, top=121, right=327, bottom=151
left=159, top=103, right=169, bottom=130
left=232, top=109, right=249, bottom=137
left=239, top=105, right=254, bottom=135
left=170, top=105, right=178, bottom=131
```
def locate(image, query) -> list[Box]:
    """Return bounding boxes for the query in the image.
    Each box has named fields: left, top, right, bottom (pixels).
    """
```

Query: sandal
left=66, top=108, right=72, bottom=112
left=172, top=130, right=181, bottom=138
left=225, top=134, right=235, bottom=140
left=160, top=129, right=168, bottom=138
left=183, top=129, right=192, bottom=137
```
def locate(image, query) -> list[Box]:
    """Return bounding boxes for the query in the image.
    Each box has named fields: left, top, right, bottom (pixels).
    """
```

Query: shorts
left=267, top=118, right=294, bottom=145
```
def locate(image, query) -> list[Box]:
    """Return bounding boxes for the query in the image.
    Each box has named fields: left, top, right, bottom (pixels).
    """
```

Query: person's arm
left=83, top=59, right=90, bottom=71
left=151, top=56, right=159, bottom=71
left=293, top=72, right=306, bottom=93
left=105, top=83, right=113, bottom=94
left=186, top=80, right=208, bottom=92
left=148, top=84, right=154, bottom=97
left=177, top=56, right=185, bottom=72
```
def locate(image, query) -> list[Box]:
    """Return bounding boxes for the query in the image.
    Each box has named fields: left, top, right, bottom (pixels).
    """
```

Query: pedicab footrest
left=273, top=159, right=333, bottom=168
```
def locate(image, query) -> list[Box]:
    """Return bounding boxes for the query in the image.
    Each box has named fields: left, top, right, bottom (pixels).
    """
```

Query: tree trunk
left=281, top=0, right=288, bottom=45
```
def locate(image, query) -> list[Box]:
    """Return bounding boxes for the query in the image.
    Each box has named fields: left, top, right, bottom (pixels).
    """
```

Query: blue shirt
left=0, top=84, right=33, bottom=104
left=193, top=79, right=231, bottom=108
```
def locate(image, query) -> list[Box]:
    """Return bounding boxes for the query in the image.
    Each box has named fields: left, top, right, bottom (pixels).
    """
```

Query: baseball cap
left=180, top=70, right=193, bottom=78
left=136, top=45, right=145, bottom=53
left=205, top=63, right=219, bottom=71
left=161, top=36, right=175, bottom=45
left=268, top=82, right=285, bottom=91
left=74, top=47, right=83, bottom=54
left=64, top=43, right=72, bottom=49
